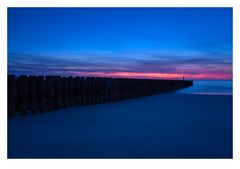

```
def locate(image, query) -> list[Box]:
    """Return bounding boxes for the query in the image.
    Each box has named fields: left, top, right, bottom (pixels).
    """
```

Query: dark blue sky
left=8, top=8, right=232, bottom=80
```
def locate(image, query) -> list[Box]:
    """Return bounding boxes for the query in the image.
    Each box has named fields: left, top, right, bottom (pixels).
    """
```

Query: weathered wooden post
left=139, top=79, right=142, bottom=97
left=53, top=76, right=62, bottom=110
left=95, top=77, right=100, bottom=104
left=159, top=80, right=162, bottom=93
left=91, top=77, right=96, bottom=104
left=167, top=80, right=172, bottom=91
left=155, top=80, right=159, bottom=94
left=118, top=78, right=123, bottom=100
left=140, top=79, right=143, bottom=97
left=112, top=78, right=116, bottom=101
left=133, top=79, right=136, bottom=97
left=101, top=78, right=106, bottom=103
left=86, top=77, right=91, bottom=105
left=144, top=79, right=147, bottom=96
left=78, top=77, right=83, bottom=106
left=124, top=78, right=129, bottom=99
left=88, top=77, right=92, bottom=104
left=127, top=78, right=130, bottom=98
left=84, top=77, right=90, bottom=105
left=137, top=79, right=140, bottom=97
left=45, top=76, right=55, bottom=111
left=8, top=75, right=16, bottom=118
left=36, top=76, right=46, bottom=112
left=105, top=78, right=109, bottom=102
left=125, top=78, right=129, bottom=99
left=28, top=76, right=38, bottom=113
left=89, top=77, right=93, bottom=104
left=68, top=76, right=74, bottom=107
left=73, top=77, right=81, bottom=106
left=142, top=79, right=146, bottom=96
left=80, top=77, right=86, bottom=105
left=88, top=77, right=92, bottom=105
left=61, top=77, right=68, bottom=108
left=116, top=78, right=120, bottom=101
left=161, top=80, right=165, bottom=93
left=133, top=79, right=137, bottom=97
left=153, top=80, right=156, bottom=94
left=143, top=79, right=146, bottom=96
left=116, top=78, right=121, bottom=101
left=98, top=77, right=103, bottom=103
left=120, top=78, right=124, bottom=99
left=152, top=79, right=156, bottom=94
left=148, top=79, right=152, bottom=95
left=146, top=79, right=149, bottom=95
left=127, top=79, right=131, bottom=98
left=101, top=77, right=105, bottom=103
left=166, top=80, right=170, bottom=92
left=131, top=79, right=135, bottom=98
left=138, top=79, right=141, bottom=97
left=161, top=80, right=166, bottom=92
left=108, top=78, right=114, bottom=102
left=16, top=75, right=28, bottom=115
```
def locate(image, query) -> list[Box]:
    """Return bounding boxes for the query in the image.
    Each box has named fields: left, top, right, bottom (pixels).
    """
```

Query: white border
left=233, top=0, right=240, bottom=161
left=1, top=0, right=235, bottom=7
left=0, top=0, right=239, bottom=169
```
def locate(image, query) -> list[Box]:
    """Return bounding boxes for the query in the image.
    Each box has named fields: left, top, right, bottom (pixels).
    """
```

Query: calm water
left=8, top=94, right=232, bottom=158
left=176, top=80, right=232, bottom=95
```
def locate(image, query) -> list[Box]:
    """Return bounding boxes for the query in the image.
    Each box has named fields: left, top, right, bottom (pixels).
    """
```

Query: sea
left=176, top=80, right=232, bottom=95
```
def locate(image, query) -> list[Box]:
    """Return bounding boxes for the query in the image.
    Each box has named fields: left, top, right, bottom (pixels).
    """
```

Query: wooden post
left=36, top=76, right=46, bottom=112
left=61, top=77, right=69, bottom=108
left=80, top=77, right=86, bottom=105
left=84, top=77, right=89, bottom=105
left=68, top=76, right=74, bottom=107
left=101, top=77, right=105, bottom=103
left=98, top=77, right=104, bottom=103
left=125, top=79, right=129, bottom=99
left=16, top=75, right=28, bottom=116
left=53, top=76, right=62, bottom=110
left=116, top=78, right=120, bottom=101
left=95, top=77, right=100, bottom=104
left=101, top=78, right=106, bottom=103
left=118, top=78, right=123, bottom=100
left=89, top=77, right=94, bottom=105
left=28, top=76, right=38, bottom=113
left=112, top=78, right=116, bottom=101
left=108, top=78, right=113, bottom=102
left=91, top=77, right=96, bottom=104
left=45, top=76, right=55, bottom=111
left=73, top=77, right=81, bottom=106
left=8, top=75, right=16, bottom=118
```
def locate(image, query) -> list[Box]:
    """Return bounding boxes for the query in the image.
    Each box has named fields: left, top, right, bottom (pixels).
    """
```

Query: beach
left=8, top=93, right=232, bottom=158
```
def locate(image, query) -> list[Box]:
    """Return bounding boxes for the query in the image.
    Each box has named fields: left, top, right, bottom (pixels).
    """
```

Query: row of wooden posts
left=8, top=75, right=193, bottom=118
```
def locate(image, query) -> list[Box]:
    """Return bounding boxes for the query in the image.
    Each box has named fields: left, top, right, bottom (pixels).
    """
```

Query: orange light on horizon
left=70, top=71, right=232, bottom=80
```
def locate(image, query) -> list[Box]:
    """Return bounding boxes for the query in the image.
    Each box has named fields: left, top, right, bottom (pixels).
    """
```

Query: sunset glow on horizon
left=70, top=71, right=232, bottom=80
left=8, top=8, right=232, bottom=80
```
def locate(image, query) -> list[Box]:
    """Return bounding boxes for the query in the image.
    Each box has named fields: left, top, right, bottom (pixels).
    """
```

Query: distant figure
left=183, top=76, right=185, bottom=80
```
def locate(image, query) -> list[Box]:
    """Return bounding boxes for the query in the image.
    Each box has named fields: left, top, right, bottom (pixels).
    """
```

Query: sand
left=8, top=93, right=232, bottom=158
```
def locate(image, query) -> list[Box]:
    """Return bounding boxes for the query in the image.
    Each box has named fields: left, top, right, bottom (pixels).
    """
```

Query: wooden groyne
left=7, top=75, right=193, bottom=118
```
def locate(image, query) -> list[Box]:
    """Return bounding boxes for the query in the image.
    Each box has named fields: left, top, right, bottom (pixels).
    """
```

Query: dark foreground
left=8, top=93, right=232, bottom=158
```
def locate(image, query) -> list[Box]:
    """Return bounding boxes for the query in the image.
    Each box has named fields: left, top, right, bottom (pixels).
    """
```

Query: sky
left=8, top=8, right=232, bottom=80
